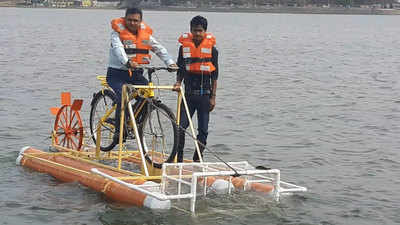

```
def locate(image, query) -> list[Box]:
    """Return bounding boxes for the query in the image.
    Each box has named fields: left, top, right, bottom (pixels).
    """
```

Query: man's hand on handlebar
left=172, top=81, right=181, bottom=92
left=128, top=60, right=139, bottom=69
left=167, top=64, right=179, bottom=72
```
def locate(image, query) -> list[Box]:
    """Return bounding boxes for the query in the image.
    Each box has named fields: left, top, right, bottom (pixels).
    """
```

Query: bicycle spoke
left=155, top=109, right=168, bottom=156
left=63, top=136, right=66, bottom=147
left=71, top=119, right=79, bottom=130
left=69, top=110, right=76, bottom=127
left=62, top=109, right=69, bottom=128
left=139, top=101, right=178, bottom=168
left=67, top=138, right=72, bottom=148
left=56, top=127, right=64, bottom=135
left=147, top=106, right=155, bottom=135
left=89, top=90, right=118, bottom=152
left=70, top=137, right=78, bottom=149
left=61, top=135, right=67, bottom=146
left=59, top=115, right=66, bottom=130
left=156, top=109, right=165, bottom=135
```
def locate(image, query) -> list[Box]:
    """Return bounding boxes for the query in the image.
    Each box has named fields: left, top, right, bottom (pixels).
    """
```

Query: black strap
left=184, top=57, right=212, bottom=64
left=125, top=48, right=150, bottom=55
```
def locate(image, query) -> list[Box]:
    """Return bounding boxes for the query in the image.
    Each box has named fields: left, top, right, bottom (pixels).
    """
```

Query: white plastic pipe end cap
left=143, top=196, right=171, bottom=210
left=16, top=146, right=31, bottom=165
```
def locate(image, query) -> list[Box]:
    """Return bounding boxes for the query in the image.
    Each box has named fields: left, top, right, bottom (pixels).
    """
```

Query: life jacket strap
left=183, top=57, right=212, bottom=64
left=125, top=49, right=150, bottom=54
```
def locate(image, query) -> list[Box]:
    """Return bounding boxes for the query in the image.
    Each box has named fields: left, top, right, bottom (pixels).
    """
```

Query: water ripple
left=1, top=8, right=399, bottom=225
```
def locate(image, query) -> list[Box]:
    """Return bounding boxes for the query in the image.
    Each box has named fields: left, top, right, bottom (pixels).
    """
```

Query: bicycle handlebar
left=129, top=65, right=178, bottom=83
left=135, top=66, right=167, bottom=71
left=134, top=65, right=178, bottom=72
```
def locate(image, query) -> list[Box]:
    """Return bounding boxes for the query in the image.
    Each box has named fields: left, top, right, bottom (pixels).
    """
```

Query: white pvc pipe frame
left=161, top=162, right=306, bottom=211
left=92, top=162, right=307, bottom=213
left=91, top=168, right=193, bottom=200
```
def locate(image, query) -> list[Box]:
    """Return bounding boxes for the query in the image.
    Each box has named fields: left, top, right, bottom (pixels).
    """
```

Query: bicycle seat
left=96, top=75, right=109, bottom=88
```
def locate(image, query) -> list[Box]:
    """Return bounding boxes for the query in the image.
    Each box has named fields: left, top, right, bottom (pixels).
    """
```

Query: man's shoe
left=192, top=154, right=202, bottom=163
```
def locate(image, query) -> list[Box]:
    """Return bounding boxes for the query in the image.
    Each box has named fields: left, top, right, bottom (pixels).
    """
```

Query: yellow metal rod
left=118, top=85, right=128, bottom=170
left=130, top=85, right=174, bottom=90
left=61, top=153, right=143, bottom=177
left=22, top=153, right=91, bottom=175
left=179, top=87, right=203, bottom=163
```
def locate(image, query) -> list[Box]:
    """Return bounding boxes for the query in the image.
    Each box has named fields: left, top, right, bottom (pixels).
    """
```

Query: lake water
left=1, top=7, right=399, bottom=225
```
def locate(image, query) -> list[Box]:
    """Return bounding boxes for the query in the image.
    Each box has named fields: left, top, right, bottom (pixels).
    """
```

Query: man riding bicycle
left=106, top=7, right=178, bottom=142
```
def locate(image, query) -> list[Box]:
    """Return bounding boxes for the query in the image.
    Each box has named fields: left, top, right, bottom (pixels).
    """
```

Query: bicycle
left=89, top=66, right=179, bottom=169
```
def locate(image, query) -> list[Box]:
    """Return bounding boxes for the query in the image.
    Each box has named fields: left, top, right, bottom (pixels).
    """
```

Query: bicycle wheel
left=54, top=105, right=84, bottom=151
left=139, top=100, right=178, bottom=169
left=89, top=89, right=118, bottom=151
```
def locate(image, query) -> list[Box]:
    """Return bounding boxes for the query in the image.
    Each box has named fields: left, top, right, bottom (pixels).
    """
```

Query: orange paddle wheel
left=50, top=92, right=84, bottom=151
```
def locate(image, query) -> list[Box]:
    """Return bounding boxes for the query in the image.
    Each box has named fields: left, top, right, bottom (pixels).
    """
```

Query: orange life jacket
left=111, top=17, right=153, bottom=64
left=178, top=32, right=216, bottom=74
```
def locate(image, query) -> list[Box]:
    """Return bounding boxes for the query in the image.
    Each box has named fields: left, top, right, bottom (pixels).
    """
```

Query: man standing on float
left=173, top=15, right=219, bottom=162
left=106, top=7, right=177, bottom=142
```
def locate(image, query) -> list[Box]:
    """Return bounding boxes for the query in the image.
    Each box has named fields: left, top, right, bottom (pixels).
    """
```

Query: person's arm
left=209, top=47, right=219, bottom=112
left=173, top=46, right=184, bottom=91
left=210, top=46, right=219, bottom=82
left=176, top=46, right=185, bottom=82
left=110, top=30, right=129, bottom=67
left=149, top=35, right=175, bottom=66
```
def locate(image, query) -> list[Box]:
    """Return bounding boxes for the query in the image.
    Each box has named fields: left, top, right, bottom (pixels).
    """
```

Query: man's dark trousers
left=177, top=94, right=210, bottom=162
left=106, top=67, right=148, bottom=135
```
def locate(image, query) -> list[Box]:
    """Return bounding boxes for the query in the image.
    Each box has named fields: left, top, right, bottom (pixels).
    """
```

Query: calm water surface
left=0, top=7, right=399, bottom=225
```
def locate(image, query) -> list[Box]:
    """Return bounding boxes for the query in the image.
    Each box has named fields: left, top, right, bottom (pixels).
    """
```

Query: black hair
left=125, top=7, right=143, bottom=19
left=190, top=15, right=207, bottom=31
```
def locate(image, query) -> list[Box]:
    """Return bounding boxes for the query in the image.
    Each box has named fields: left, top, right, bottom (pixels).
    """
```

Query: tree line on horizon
left=117, top=0, right=397, bottom=8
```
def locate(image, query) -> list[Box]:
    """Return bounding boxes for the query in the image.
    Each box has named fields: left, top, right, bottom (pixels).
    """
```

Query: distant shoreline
left=1, top=3, right=400, bottom=15
left=145, top=6, right=400, bottom=15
